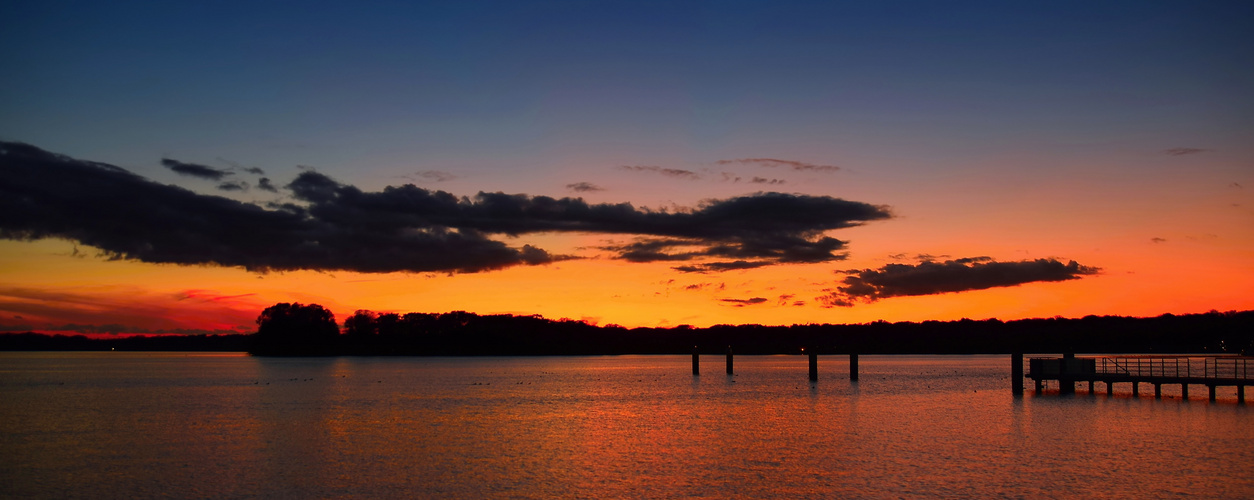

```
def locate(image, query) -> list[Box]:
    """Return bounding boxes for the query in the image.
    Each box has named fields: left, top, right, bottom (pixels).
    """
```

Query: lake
left=2, top=353, right=1251, bottom=498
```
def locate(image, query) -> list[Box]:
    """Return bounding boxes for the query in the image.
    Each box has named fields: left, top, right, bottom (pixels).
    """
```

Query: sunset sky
left=2, top=1, right=1252, bottom=335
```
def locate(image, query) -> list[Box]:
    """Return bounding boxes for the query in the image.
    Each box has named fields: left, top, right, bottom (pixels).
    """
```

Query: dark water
left=2, top=353, right=1251, bottom=498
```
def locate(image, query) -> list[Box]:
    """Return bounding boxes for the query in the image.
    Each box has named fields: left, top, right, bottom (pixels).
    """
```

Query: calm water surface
left=2, top=353, right=1251, bottom=498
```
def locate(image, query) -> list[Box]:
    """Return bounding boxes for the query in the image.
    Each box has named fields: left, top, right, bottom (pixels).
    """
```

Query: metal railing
left=1092, top=356, right=1253, bottom=381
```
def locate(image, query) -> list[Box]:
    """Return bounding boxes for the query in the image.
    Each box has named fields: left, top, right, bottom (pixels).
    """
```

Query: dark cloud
left=721, top=297, right=768, bottom=306
left=1, top=141, right=892, bottom=274
left=1150, top=237, right=1167, bottom=243
left=567, top=182, right=605, bottom=192
left=673, top=261, right=774, bottom=273
left=750, top=177, right=785, bottom=185
left=716, top=158, right=840, bottom=173
left=1163, top=147, right=1208, bottom=156
left=1, top=141, right=563, bottom=273
left=818, top=257, right=1100, bottom=307
left=161, top=158, right=233, bottom=180
left=217, top=181, right=249, bottom=191
left=591, top=190, right=887, bottom=270
left=618, top=165, right=701, bottom=180
left=605, top=239, right=701, bottom=262
left=296, top=172, right=890, bottom=268
left=257, top=177, right=278, bottom=193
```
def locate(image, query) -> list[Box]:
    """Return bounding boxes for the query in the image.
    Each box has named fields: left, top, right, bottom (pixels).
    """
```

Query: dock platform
left=1027, top=355, right=1253, bottom=402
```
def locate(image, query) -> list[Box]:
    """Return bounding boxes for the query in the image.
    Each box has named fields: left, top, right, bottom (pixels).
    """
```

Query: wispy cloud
left=410, top=170, right=457, bottom=182
left=217, top=180, right=249, bottom=191
left=720, top=297, right=768, bottom=307
left=566, top=182, right=605, bottom=192
left=161, top=158, right=233, bottom=180
left=618, top=165, right=701, bottom=180
left=673, top=261, right=774, bottom=273
left=716, top=158, right=840, bottom=173
left=818, top=257, right=1100, bottom=307
left=1163, top=147, right=1208, bottom=156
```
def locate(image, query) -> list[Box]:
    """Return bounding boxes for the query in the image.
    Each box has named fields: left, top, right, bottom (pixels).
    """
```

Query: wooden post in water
left=1154, top=383, right=1162, bottom=399
left=1088, top=380, right=1094, bottom=394
left=726, top=345, right=733, bottom=375
left=849, top=353, right=859, bottom=381
left=809, top=351, right=818, bottom=382
left=1208, top=385, right=1216, bottom=402
left=1011, top=353, right=1024, bottom=395
left=1181, top=384, right=1189, bottom=400
left=1132, top=382, right=1139, bottom=397
left=1239, top=385, right=1246, bottom=404
left=692, top=346, right=699, bottom=376
left=1106, top=381, right=1113, bottom=396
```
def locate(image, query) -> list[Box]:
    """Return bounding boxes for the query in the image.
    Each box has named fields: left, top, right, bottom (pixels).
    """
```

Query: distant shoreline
left=3, top=310, right=1251, bottom=356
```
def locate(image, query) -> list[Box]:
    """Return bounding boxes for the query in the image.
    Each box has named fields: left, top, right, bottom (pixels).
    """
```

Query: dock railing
left=1091, top=355, right=1252, bottom=381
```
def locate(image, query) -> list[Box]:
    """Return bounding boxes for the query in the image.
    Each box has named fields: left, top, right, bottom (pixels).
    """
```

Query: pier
left=1026, top=355, right=1253, bottom=402
left=691, top=347, right=859, bottom=381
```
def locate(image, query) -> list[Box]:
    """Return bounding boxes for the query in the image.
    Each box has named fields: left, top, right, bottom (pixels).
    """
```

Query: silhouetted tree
left=344, top=309, right=378, bottom=336
left=250, top=302, right=339, bottom=355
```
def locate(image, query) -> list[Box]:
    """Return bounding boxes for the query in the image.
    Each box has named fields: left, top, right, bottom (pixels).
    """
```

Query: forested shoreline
left=3, top=306, right=1251, bottom=356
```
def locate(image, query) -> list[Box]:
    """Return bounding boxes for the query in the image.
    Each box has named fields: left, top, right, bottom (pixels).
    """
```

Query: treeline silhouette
left=253, top=304, right=1253, bottom=356
left=4, top=305, right=1251, bottom=356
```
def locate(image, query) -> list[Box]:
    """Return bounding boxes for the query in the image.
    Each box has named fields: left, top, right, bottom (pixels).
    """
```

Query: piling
left=1059, top=353, right=1075, bottom=395
left=849, top=353, right=859, bottom=381
left=1106, top=381, right=1113, bottom=396
left=1011, top=353, right=1024, bottom=395
left=1239, top=386, right=1246, bottom=404
left=692, top=346, right=699, bottom=376
left=1182, top=384, right=1189, bottom=400
left=1209, top=385, right=1216, bottom=402
left=1154, top=383, right=1162, bottom=399
left=1132, top=382, right=1139, bottom=397
left=726, top=346, right=733, bottom=375
left=808, top=352, right=818, bottom=382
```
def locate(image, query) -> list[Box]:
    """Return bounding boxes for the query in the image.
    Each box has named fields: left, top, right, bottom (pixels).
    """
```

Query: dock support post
left=1182, top=384, right=1189, bottom=400
left=1012, top=354, right=1023, bottom=395
left=1132, top=382, right=1139, bottom=397
left=692, top=346, right=699, bottom=376
left=849, top=353, right=859, bottom=381
left=1208, top=385, right=1216, bottom=402
left=1154, top=383, right=1162, bottom=399
left=1035, top=379, right=1042, bottom=393
left=1106, top=381, right=1113, bottom=396
left=726, top=346, right=733, bottom=375
left=1239, top=386, right=1246, bottom=404
left=1059, top=353, right=1075, bottom=395
left=1088, top=380, right=1094, bottom=394
left=809, top=352, right=818, bottom=382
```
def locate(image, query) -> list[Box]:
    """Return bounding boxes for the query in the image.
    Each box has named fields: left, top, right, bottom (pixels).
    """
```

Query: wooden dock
left=1026, top=354, right=1253, bottom=402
